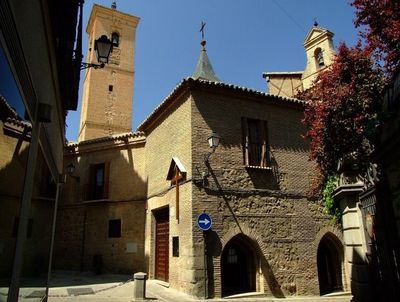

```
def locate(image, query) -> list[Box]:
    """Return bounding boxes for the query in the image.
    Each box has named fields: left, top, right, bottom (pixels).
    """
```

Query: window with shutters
left=242, top=118, right=270, bottom=168
left=84, top=162, right=110, bottom=200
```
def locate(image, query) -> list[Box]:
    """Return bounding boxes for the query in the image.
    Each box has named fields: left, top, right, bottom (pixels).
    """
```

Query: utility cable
left=271, top=0, right=306, bottom=33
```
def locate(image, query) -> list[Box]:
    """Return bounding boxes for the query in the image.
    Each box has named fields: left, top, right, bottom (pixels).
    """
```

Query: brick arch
left=218, top=223, right=283, bottom=297
left=313, top=225, right=344, bottom=255
left=220, top=223, right=269, bottom=257
left=313, top=225, right=348, bottom=292
left=219, top=224, right=266, bottom=296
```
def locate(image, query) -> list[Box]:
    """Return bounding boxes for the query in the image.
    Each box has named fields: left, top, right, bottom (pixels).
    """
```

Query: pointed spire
left=192, top=22, right=220, bottom=82
left=111, top=1, right=117, bottom=10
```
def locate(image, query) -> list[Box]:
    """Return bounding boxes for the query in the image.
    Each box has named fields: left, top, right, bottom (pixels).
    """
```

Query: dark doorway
left=221, top=234, right=256, bottom=296
left=154, top=207, right=169, bottom=282
left=317, top=233, right=343, bottom=295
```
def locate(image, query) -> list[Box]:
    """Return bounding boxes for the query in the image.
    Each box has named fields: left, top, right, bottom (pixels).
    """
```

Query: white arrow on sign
left=199, top=218, right=210, bottom=225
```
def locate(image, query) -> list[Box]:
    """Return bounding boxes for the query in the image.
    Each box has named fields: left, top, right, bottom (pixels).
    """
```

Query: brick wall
left=55, top=137, right=147, bottom=273
left=189, top=86, right=344, bottom=297
left=143, top=92, right=195, bottom=292
left=78, top=5, right=139, bottom=141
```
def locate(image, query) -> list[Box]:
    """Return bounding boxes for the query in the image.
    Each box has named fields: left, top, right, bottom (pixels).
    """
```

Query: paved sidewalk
left=46, top=271, right=352, bottom=302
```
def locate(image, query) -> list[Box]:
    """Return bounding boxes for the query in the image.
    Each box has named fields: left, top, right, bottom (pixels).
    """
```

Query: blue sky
left=66, top=0, right=359, bottom=141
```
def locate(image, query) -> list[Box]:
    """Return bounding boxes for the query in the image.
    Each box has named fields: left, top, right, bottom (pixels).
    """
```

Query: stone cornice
left=86, top=4, right=140, bottom=33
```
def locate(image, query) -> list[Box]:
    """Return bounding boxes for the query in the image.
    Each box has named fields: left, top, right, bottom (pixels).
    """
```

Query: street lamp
left=207, top=131, right=221, bottom=151
left=65, top=163, right=75, bottom=175
left=94, top=35, right=113, bottom=64
left=204, top=131, right=221, bottom=162
left=65, top=162, right=80, bottom=182
left=81, top=35, right=113, bottom=70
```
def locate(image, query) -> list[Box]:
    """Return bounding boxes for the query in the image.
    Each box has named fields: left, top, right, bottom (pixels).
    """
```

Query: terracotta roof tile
left=67, top=131, right=145, bottom=147
left=137, top=77, right=306, bottom=131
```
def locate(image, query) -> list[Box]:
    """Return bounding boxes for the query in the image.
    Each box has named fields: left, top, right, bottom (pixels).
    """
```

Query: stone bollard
left=133, top=272, right=147, bottom=301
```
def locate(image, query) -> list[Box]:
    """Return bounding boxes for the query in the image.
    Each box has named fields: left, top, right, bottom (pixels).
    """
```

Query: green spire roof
left=192, top=41, right=220, bottom=82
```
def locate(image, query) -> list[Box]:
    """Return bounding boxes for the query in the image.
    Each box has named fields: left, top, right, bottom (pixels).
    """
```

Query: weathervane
left=200, top=21, right=206, bottom=40
left=199, top=21, right=206, bottom=49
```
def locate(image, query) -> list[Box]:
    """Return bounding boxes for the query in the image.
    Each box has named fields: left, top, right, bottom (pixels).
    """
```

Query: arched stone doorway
left=221, top=234, right=257, bottom=296
left=317, top=233, right=344, bottom=295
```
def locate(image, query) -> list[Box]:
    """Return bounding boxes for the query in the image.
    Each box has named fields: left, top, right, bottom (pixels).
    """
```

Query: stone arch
left=218, top=225, right=284, bottom=298
left=313, top=226, right=344, bottom=254
left=314, top=228, right=346, bottom=295
left=221, top=233, right=258, bottom=296
left=220, top=224, right=268, bottom=257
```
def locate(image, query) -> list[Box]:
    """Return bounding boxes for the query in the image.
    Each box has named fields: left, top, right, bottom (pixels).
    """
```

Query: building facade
left=0, top=0, right=82, bottom=301
left=55, top=3, right=347, bottom=300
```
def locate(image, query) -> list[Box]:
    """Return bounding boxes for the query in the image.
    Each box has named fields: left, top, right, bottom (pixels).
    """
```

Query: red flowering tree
left=351, top=0, right=400, bottom=76
left=297, top=1, right=399, bottom=214
left=297, top=42, right=385, bottom=190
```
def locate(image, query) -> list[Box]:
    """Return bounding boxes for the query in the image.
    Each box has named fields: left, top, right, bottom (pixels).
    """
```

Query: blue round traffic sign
left=197, top=213, right=212, bottom=231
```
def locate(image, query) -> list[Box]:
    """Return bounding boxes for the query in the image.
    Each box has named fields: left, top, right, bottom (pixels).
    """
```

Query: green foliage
left=322, top=175, right=340, bottom=221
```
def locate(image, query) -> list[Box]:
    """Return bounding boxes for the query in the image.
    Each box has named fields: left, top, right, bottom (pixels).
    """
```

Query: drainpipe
left=80, top=207, right=87, bottom=271
left=44, top=178, right=64, bottom=301
left=203, top=231, right=208, bottom=299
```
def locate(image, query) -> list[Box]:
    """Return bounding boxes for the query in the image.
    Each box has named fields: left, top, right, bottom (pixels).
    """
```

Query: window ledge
left=34, top=196, right=56, bottom=202
left=81, top=198, right=110, bottom=204
left=245, top=165, right=272, bottom=170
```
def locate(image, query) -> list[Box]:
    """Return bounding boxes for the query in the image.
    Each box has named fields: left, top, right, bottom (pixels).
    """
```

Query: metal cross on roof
left=200, top=21, right=206, bottom=40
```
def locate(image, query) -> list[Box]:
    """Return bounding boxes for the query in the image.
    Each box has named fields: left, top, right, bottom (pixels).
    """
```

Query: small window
left=108, top=219, right=121, bottom=238
left=111, top=32, right=119, bottom=47
left=108, top=85, right=113, bottom=92
left=242, top=118, right=270, bottom=167
left=227, top=247, right=238, bottom=264
left=172, top=236, right=179, bottom=257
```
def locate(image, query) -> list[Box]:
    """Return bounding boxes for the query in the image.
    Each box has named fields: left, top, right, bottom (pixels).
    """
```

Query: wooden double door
left=154, top=207, right=169, bottom=282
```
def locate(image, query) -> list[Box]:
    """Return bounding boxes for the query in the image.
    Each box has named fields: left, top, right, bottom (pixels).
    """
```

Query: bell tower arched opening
left=314, top=47, right=325, bottom=68
left=317, top=233, right=344, bottom=295
left=221, top=234, right=257, bottom=296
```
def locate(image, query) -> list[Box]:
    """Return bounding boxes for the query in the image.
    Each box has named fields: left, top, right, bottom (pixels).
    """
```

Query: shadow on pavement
left=49, top=270, right=131, bottom=288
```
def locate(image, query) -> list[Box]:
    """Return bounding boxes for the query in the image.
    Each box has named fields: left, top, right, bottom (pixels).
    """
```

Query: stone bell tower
left=78, top=3, right=139, bottom=142
left=301, top=23, right=335, bottom=90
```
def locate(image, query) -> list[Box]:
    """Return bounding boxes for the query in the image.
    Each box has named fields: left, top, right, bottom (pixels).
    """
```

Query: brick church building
left=54, top=3, right=346, bottom=299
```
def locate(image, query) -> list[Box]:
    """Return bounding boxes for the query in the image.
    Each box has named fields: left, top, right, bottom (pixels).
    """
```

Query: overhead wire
left=271, top=0, right=306, bottom=33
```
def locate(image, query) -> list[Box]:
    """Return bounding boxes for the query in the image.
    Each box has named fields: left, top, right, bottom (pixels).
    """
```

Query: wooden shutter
left=103, top=161, right=110, bottom=199
left=88, top=164, right=95, bottom=200
left=259, top=120, right=269, bottom=167
left=241, top=117, right=249, bottom=166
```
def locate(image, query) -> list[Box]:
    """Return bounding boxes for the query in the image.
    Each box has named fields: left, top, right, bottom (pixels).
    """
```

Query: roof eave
left=137, top=78, right=306, bottom=133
